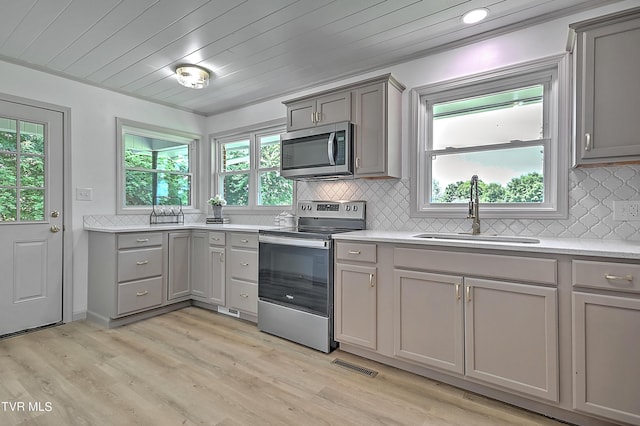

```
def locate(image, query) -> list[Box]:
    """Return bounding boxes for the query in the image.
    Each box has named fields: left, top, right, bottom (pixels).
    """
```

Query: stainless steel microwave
left=280, top=121, right=353, bottom=180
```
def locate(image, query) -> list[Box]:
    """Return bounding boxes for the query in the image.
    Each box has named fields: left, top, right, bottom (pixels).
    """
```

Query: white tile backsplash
left=85, top=165, right=640, bottom=241
left=297, top=165, right=640, bottom=241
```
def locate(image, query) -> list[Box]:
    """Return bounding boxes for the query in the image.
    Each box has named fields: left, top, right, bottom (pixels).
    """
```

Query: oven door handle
left=259, top=235, right=329, bottom=249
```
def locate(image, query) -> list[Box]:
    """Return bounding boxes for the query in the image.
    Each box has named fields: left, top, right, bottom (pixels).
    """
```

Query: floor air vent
left=331, top=359, right=378, bottom=377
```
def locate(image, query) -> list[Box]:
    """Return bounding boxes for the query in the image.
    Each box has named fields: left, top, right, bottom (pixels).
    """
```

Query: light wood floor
left=0, top=307, right=564, bottom=425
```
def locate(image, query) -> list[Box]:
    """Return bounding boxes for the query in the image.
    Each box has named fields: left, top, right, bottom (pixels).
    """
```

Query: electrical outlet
left=629, top=201, right=640, bottom=221
left=76, top=187, right=93, bottom=201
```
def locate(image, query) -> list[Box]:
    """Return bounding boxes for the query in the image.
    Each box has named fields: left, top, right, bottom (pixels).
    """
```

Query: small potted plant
left=207, top=195, right=227, bottom=219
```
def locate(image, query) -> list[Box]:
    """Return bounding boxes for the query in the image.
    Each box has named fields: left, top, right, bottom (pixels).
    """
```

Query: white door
left=0, top=99, right=63, bottom=336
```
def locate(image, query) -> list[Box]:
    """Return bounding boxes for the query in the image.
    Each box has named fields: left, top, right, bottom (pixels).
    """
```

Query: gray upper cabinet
left=572, top=7, right=640, bottom=165
left=286, top=91, right=351, bottom=131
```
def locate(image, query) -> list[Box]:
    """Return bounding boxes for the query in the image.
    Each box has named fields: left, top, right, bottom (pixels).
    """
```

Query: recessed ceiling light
left=462, top=8, right=489, bottom=24
left=175, top=64, right=211, bottom=89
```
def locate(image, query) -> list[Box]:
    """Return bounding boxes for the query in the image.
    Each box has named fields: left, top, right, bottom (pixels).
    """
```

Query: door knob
left=50, top=210, right=60, bottom=218
left=50, top=225, right=61, bottom=233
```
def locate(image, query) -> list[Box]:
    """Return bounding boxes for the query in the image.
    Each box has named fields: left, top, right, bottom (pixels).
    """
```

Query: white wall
left=0, top=62, right=204, bottom=318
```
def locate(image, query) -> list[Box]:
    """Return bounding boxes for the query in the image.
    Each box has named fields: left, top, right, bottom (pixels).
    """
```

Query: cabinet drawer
left=336, top=242, right=377, bottom=263
left=117, top=277, right=163, bottom=316
left=573, top=260, right=640, bottom=293
left=118, top=247, right=163, bottom=282
left=230, top=232, right=258, bottom=249
left=394, top=248, right=557, bottom=285
left=228, top=279, right=257, bottom=314
left=209, top=231, right=226, bottom=246
left=230, top=249, right=258, bottom=282
left=118, top=232, right=162, bottom=249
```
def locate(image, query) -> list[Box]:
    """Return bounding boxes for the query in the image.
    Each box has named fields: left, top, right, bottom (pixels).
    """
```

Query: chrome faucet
left=468, top=175, right=480, bottom=235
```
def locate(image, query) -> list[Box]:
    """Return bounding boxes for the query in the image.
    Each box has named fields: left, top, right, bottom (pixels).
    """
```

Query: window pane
left=20, top=156, right=44, bottom=187
left=221, top=140, right=250, bottom=172
left=19, top=189, right=44, bottom=221
left=0, top=189, right=17, bottom=221
left=433, top=86, right=543, bottom=150
left=259, top=171, right=292, bottom=206
left=260, top=134, right=281, bottom=168
left=20, top=122, right=45, bottom=154
left=156, top=172, right=190, bottom=206
left=222, top=173, right=249, bottom=206
left=124, top=134, right=189, bottom=171
left=125, top=170, right=153, bottom=206
left=156, top=146, right=189, bottom=172
left=431, top=145, right=544, bottom=203
left=0, top=154, right=17, bottom=185
left=0, top=118, right=17, bottom=151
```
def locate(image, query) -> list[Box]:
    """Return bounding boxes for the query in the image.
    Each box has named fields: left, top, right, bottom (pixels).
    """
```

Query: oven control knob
left=353, top=205, right=358, bottom=211
left=345, top=205, right=351, bottom=211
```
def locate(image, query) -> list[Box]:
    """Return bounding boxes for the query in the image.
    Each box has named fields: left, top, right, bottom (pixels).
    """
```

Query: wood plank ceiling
left=0, top=0, right=622, bottom=116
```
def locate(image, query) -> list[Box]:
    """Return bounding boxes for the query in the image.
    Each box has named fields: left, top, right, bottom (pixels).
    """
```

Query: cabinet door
left=335, top=263, right=377, bottom=350
left=575, top=16, right=640, bottom=164
left=573, top=292, right=640, bottom=425
left=287, top=99, right=316, bottom=131
left=168, top=232, right=191, bottom=300
left=208, top=246, right=225, bottom=306
left=354, top=82, right=386, bottom=176
left=464, top=278, right=558, bottom=401
left=316, top=91, right=351, bottom=125
left=190, top=231, right=208, bottom=299
left=393, top=270, right=464, bottom=374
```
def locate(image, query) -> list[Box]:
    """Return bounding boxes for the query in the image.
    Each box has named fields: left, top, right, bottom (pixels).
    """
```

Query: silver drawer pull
left=211, top=237, right=220, bottom=241
left=240, top=262, right=249, bottom=266
left=240, top=293, right=249, bottom=298
left=605, top=274, right=633, bottom=282
left=240, top=239, right=249, bottom=243
left=136, top=238, right=149, bottom=243
left=136, top=290, right=149, bottom=297
left=348, top=250, right=361, bottom=255
left=136, top=260, right=149, bottom=265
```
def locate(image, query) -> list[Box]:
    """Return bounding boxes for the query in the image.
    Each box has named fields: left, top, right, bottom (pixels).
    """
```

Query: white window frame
left=116, top=118, right=200, bottom=214
left=410, top=55, right=570, bottom=219
left=211, top=119, right=293, bottom=213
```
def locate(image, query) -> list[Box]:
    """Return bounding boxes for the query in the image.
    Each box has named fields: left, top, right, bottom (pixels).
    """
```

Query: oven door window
left=259, top=242, right=331, bottom=316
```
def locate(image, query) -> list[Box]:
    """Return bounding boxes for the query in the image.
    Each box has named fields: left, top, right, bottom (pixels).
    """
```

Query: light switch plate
left=76, top=187, right=93, bottom=201
left=613, top=200, right=640, bottom=221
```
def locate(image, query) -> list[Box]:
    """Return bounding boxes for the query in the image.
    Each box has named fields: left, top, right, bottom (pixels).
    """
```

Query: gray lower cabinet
left=190, top=231, right=208, bottom=299
left=572, top=258, right=640, bottom=425
left=335, top=263, right=378, bottom=350
left=571, top=8, right=640, bottom=165
left=167, top=231, right=191, bottom=300
left=208, top=231, right=226, bottom=306
left=227, top=232, right=258, bottom=316
left=87, top=231, right=166, bottom=326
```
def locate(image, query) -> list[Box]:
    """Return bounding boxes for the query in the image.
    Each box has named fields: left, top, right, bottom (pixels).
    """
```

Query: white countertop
left=84, top=223, right=640, bottom=260
left=333, top=230, right=640, bottom=260
left=84, top=223, right=279, bottom=233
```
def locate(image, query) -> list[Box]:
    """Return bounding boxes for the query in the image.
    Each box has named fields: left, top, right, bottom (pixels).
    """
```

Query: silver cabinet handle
left=311, top=112, right=316, bottom=123
left=466, top=286, right=472, bottom=302
left=136, top=238, right=149, bottom=243
left=369, top=273, right=375, bottom=288
left=355, top=157, right=360, bottom=169
left=136, top=290, right=148, bottom=297
left=240, top=239, right=249, bottom=243
left=211, top=237, right=220, bottom=241
left=315, top=111, right=321, bottom=122
left=240, top=293, right=249, bottom=298
left=240, top=262, right=249, bottom=266
left=605, top=274, right=633, bottom=281
left=584, top=132, right=591, bottom=152
left=348, top=250, right=361, bottom=255
left=136, top=260, right=149, bottom=266
left=456, top=284, right=461, bottom=300
left=219, top=252, right=224, bottom=263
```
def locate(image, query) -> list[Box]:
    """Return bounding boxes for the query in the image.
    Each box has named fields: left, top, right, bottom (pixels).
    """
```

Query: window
left=411, top=56, right=569, bottom=218
left=117, top=118, right=199, bottom=213
left=213, top=124, right=293, bottom=209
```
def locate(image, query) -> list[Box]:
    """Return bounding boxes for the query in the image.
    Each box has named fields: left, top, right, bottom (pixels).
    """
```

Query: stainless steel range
left=258, top=200, right=366, bottom=353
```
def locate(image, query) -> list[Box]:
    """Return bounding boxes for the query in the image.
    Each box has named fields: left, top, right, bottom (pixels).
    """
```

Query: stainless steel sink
left=413, top=232, right=540, bottom=244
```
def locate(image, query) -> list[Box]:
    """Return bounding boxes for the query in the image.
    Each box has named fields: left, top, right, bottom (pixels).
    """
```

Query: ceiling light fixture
left=462, top=8, right=489, bottom=24
left=175, top=64, right=210, bottom=89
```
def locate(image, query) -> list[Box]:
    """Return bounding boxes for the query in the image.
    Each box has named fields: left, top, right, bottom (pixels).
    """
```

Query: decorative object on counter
left=206, top=217, right=230, bottom=224
left=208, top=195, right=227, bottom=220
left=150, top=197, right=184, bottom=225
left=274, top=211, right=297, bottom=227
